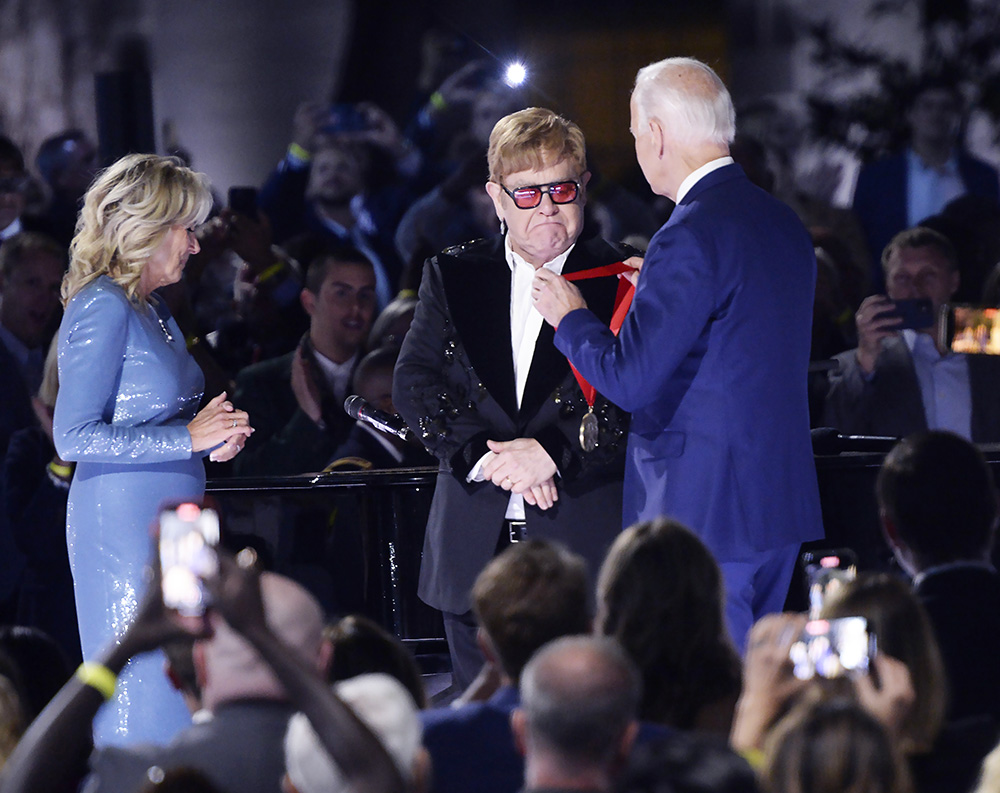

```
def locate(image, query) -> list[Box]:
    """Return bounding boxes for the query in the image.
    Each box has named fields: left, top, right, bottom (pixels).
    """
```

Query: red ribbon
left=561, top=261, right=636, bottom=407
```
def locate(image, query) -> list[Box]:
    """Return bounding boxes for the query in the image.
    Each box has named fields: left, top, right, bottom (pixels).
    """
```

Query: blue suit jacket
left=420, top=685, right=673, bottom=793
left=556, top=164, right=823, bottom=557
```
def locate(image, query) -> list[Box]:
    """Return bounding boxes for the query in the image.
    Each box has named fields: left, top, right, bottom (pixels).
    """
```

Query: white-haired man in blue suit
left=533, top=57, right=824, bottom=650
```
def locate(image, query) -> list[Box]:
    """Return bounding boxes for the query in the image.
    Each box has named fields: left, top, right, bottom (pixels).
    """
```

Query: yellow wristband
left=288, top=143, right=312, bottom=162
left=256, top=260, right=287, bottom=284
left=76, top=662, right=117, bottom=700
left=739, top=747, right=765, bottom=771
left=47, top=461, right=73, bottom=479
left=429, top=91, right=447, bottom=112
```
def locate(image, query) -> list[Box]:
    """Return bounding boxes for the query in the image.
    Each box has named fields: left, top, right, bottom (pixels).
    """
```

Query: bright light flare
left=504, top=62, right=527, bottom=87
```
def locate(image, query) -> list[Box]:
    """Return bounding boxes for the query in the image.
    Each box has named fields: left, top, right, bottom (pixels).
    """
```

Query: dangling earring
left=500, top=218, right=508, bottom=235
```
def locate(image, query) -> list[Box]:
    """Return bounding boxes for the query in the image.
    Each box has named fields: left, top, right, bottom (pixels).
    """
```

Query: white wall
left=148, top=0, right=352, bottom=193
left=0, top=0, right=352, bottom=194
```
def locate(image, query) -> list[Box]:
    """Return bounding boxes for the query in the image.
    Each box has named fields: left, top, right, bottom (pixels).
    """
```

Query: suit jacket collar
left=888, top=332, right=1000, bottom=443
left=439, top=235, right=623, bottom=424
left=677, top=162, right=746, bottom=206
left=488, top=684, right=521, bottom=711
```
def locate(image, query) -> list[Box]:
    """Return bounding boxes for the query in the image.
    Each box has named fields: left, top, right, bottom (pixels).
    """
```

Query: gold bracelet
left=76, top=662, right=117, bottom=700
left=288, top=142, right=312, bottom=162
left=47, top=461, right=73, bottom=479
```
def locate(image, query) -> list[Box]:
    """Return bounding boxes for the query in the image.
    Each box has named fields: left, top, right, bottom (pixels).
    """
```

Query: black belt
left=504, top=519, right=527, bottom=544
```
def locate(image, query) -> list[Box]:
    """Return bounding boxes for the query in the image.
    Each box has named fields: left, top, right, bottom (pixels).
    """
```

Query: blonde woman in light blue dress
left=54, top=155, right=253, bottom=746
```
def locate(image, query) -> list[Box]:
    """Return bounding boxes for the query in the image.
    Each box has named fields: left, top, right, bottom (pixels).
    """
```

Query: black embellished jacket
left=394, top=235, right=630, bottom=614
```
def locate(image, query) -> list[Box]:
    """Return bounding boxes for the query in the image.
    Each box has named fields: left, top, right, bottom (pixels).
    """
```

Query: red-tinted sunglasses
left=499, top=179, right=581, bottom=209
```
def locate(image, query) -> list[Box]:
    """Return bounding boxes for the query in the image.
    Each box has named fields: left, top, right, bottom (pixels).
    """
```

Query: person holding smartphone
left=824, top=226, right=1000, bottom=442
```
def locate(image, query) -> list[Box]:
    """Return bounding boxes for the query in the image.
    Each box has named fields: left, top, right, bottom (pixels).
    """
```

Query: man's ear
left=615, top=721, right=639, bottom=768
left=317, top=637, right=334, bottom=678
left=485, top=181, right=505, bottom=223
left=880, top=507, right=901, bottom=550
left=164, top=661, right=184, bottom=693
left=411, top=747, right=432, bottom=793
left=510, top=708, right=528, bottom=757
left=476, top=628, right=498, bottom=667
left=578, top=171, right=592, bottom=207
left=649, top=119, right=667, bottom=158
left=948, top=268, right=960, bottom=300
left=300, top=287, right=316, bottom=318
left=880, top=507, right=919, bottom=575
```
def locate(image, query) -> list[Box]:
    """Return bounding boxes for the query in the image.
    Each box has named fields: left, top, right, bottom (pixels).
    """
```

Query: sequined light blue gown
left=54, top=276, right=205, bottom=747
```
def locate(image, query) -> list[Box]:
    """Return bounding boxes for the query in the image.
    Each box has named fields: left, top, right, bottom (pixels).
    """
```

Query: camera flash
left=504, top=62, right=527, bottom=87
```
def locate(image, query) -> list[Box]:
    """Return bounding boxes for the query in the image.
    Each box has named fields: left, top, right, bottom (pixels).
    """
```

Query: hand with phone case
left=731, top=612, right=809, bottom=751
left=854, top=295, right=903, bottom=374
left=854, top=654, right=915, bottom=741
left=854, top=295, right=933, bottom=374
left=0, top=545, right=211, bottom=793
left=732, top=611, right=904, bottom=752
left=159, top=502, right=220, bottom=617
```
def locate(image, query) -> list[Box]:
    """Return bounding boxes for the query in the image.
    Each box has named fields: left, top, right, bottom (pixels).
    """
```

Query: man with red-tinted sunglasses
left=394, top=108, right=634, bottom=690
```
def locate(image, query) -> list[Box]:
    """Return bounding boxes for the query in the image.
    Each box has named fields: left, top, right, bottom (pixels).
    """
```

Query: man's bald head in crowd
left=197, top=572, right=330, bottom=710
left=514, top=635, right=641, bottom=772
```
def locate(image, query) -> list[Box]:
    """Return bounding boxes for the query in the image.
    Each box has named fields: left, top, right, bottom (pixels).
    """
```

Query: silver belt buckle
left=507, top=520, right=527, bottom=543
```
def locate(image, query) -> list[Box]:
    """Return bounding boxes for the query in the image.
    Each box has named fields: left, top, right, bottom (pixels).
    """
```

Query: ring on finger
left=231, top=418, right=238, bottom=428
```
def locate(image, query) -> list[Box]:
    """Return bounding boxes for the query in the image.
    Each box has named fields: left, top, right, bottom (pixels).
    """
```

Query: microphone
left=811, top=427, right=899, bottom=455
left=344, top=395, right=414, bottom=441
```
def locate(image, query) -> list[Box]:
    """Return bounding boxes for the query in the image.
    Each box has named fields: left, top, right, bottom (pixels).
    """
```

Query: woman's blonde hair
left=763, top=691, right=912, bottom=793
left=62, top=154, right=212, bottom=305
left=820, top=573, right=947, bottom=754
left=36, top=337, right=60, bottom=407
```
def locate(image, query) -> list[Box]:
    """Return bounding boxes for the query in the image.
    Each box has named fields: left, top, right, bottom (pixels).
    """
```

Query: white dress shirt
left=311, top=348, right=359, bottom=406
left=675, top=156, right=735, bottom=204
left=468, top=235, right=574, bottom=519
left=903, top=329, right=972, bottom=439
left=0, top=217, right=22, bottom=241
left=906, top=148, right=965, bottom=227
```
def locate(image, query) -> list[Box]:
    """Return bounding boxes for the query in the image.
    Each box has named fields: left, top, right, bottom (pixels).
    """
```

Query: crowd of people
left=0, top=34, right=998, bottom=793
left=0, top=429, right=998, bottom=793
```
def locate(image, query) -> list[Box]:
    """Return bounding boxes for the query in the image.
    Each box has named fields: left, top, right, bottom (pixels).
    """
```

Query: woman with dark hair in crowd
left=596, top=517, right=742, bottom=734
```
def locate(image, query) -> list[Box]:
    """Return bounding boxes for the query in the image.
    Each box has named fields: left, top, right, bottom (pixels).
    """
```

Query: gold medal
left=579, top=408, right=599, bottom=452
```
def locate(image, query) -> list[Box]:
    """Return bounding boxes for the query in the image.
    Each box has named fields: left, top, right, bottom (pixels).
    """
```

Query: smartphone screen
left=789, top=616, right=874, bottom=680
left=227, top=186, right=258, bottom=218
left=889, top=298, right=934, bottom=330
left=159, top=503, right=220, bottom=616
left=801, top=548, right=858, bottom=618
left=324, top=104, right=368, bottom=134
left=940, top=304, right=1000, bottom=355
